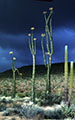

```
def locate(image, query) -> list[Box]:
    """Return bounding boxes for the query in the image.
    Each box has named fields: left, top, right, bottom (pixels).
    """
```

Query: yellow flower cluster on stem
left=28, top=27, right=36, bottom=103
left=9, top=51, right=13, bottom=55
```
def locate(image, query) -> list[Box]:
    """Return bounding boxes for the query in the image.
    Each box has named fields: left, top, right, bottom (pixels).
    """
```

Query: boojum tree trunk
left=28, top=28, right=36, bottom=103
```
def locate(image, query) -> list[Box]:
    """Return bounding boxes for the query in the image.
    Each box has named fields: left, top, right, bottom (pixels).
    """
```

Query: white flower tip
left=31, top=27, right=35, bottom=30
left=28, top=33, right=31, bottom=37
left=13, top=57, right=16, bottom=60
left=33, top=38, right=36, bottom=41
left=43, top=11, right=47, bottom=14
left=41, top=34, right=45, bottom=37
left=20, top=73, right=22, bottom=76
left=65, top=45, right=68, bottom=50
left=49, top=7, right=53, bottom=11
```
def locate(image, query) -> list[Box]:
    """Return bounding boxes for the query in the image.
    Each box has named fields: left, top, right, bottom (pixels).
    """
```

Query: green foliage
left=62, top=104, right=75, bottom=118
left=71, top=91, right=75, bottom=104
left=17, top=93, right=26, bottom=98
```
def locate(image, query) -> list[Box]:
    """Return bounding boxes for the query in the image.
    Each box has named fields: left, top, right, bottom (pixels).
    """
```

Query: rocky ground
left=0, top=65, right=75, bottom=119
left=0, top=96, right=75, bottom=120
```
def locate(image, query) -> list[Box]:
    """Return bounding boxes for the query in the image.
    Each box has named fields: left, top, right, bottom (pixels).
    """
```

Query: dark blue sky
left=0, top=0, right=75, bottom=72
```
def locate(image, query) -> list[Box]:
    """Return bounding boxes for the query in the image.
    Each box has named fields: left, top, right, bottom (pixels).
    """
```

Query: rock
left=10, top=118, right=16, bottom=120
left=2, top=110, right=9, bottom=116
left=44, top=105, right=63, bottom=119
left=7, top=107, right=22, bottom=116
left=21, top=104, right=44, bottom=118
left=21, top=103, right=64, bottom=119
left=0, top=96, right=67, bottom=119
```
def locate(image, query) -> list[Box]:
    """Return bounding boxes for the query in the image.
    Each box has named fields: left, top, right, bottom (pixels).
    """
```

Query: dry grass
left=0, top=64, right=75, bottom=104
left=0, top=65, right=75, bottom=119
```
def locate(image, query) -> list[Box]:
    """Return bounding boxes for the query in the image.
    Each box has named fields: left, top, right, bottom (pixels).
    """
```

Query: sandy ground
left=0, top=112, right=44, bottom=120
left=0, top=112, right=22, bottom=120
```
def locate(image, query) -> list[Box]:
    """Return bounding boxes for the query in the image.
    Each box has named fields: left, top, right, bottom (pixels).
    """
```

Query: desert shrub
left=40, top=92, right=62, bottom=106
left=62, top=104, right=75, bottom=118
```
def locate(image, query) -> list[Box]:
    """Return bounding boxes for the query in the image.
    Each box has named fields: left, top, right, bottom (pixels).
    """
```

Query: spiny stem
left=9, top=52, right=20, bottom=98
left=64, top=45, right=68, bottom=85
left=31, top=55, right=35, bottom=102
left=70, top=61, right=73, bottom=90
left=68, top=61, right=73, bottom=107
left=64, top=45, right=68, bottom=103
left=41, top=37, right=46, bottom=66
left=42, top=8, right=53, bottom=100
left=28, top=28, right=36, bottom=103
left=12, top=70, right=16, bottom=98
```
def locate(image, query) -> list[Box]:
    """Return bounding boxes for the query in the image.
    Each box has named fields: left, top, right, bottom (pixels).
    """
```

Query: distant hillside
left=0, top=62, right=74, bottom=78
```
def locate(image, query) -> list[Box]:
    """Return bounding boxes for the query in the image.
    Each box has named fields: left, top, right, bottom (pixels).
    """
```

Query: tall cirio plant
left=68, top=61, right=74, bottom=106
left=9, top=51, right=20, bottom=98
left=64, top=45, right=69, bottom=103
left=28, top=27, right=36, bottom=102
left=41, top=8, right=53, bottom=98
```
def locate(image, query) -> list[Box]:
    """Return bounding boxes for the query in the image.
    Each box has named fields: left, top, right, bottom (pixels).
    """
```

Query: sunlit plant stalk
left=28, top=27, right=36, bottom=102
left=68, top=61, right=73, bottom=106
left=64, top=45, right=69, bottom=103
left=41, top=8, right=53, bottom=98
left=70, top=61, right=73, bottom=91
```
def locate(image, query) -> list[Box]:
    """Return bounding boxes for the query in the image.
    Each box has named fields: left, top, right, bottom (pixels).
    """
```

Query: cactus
left=41, top=8, right=53, bottom=98
left=64, top=45, right=69, bottom=103
left=28, top=27, right=36, bottom=102
left=9, top=51, right=16, bottom=98
left=70, top=61, right=73, bottom=90
left=9, top=51, right=20, bottom=98
left=64, top=45, right=68, bottom=86
left=68, top=61, right=74, bottom=106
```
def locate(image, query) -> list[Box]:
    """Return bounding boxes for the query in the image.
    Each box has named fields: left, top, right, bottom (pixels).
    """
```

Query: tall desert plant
left=64, top=45, right=69, bottom=103
left=28, top=27, right=36, bottom=102
left=41, top=8, right=53, bottom=98
left=9, top=51, right=20, bottom=98
left=68, top=61, right=74, bottom=106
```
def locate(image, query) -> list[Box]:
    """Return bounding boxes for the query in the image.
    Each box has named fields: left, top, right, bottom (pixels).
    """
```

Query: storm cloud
left=0, top=0, right=75, bottom=72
